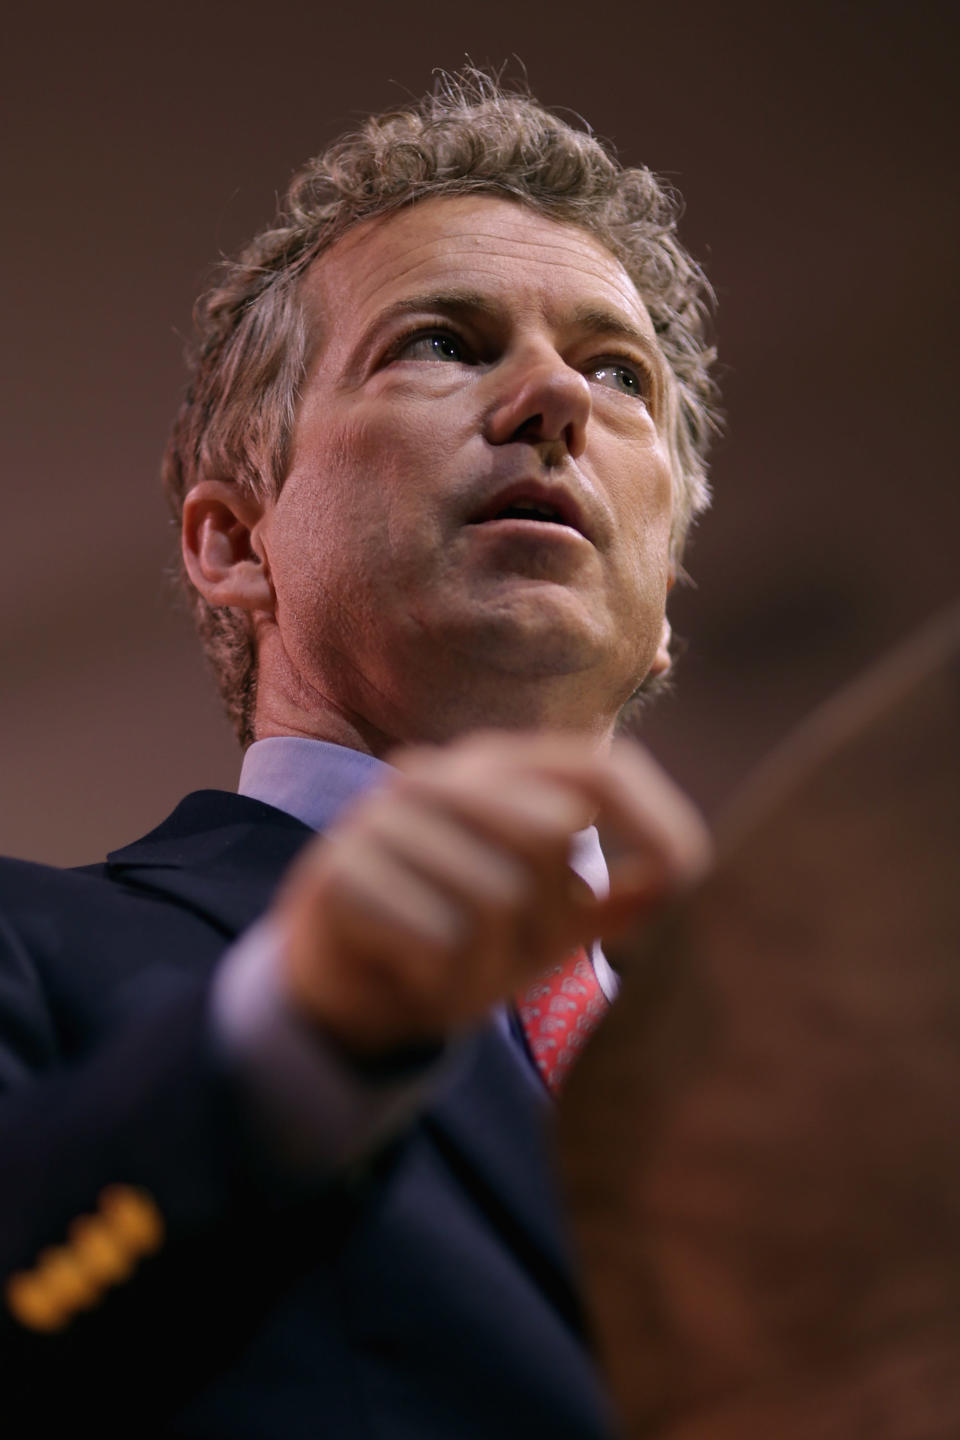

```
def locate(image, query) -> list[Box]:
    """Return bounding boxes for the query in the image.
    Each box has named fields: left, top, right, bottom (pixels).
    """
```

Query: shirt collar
left=238, top=737, right=391, bottom=833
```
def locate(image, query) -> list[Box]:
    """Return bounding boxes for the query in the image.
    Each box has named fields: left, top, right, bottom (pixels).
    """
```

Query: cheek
left=613, top=449, right=674, bottom=558
left=275, top=407, right=446, bottom=598
left=284, top=411, right=396, bottom=543
left=604, top=468, right=674, bottom=634
left=336, top=397, right=468, bottom=544
left=329, top=401, right=440, bottom=493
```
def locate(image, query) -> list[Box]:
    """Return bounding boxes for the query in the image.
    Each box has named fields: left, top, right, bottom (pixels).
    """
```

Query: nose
left=484, top=348, right=592, bottom=461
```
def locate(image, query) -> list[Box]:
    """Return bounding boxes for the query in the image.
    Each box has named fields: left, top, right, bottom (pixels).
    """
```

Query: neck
left=250, top=620, right=631, bottom=755
left=253, top=662, right=620, bottom=758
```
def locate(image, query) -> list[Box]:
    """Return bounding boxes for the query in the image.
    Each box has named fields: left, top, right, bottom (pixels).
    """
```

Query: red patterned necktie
left=516, top=947, right=608, bottom=1097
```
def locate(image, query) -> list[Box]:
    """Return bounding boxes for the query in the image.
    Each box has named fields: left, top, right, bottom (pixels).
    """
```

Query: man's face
left=257, top=194, right=675, bottom=747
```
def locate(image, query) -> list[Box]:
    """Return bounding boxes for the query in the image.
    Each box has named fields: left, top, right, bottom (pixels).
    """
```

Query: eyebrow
left=567, top=305, right=662, bottom=361
left=361, top=289, right=502, bottom=347
left=372, top=290, right=661, bottom=358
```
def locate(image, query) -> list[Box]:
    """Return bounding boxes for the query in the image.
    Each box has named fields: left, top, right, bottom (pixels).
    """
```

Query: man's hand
left=274, top=733, right=711, bottom=1058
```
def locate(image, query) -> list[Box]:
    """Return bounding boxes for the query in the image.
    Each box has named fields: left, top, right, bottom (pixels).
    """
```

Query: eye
left=588, top=360, right=649, bottom=401
left=398, top=329, right=470, bottom=363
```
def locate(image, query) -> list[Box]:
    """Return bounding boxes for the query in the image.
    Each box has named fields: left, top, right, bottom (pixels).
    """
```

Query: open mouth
left=467, top=487, right=588, bottom=538
left=484, top=500, right=570, bottom=525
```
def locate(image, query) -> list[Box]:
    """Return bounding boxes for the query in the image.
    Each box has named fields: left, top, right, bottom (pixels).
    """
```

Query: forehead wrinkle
left=406, top=231, right=641, bottom=308
left=364, top=249, right=649, bottom=335
left=321, top=203, right=636, bottom=296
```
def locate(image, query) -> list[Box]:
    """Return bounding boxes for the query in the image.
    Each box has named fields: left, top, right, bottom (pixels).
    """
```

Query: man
left=0, top=73, right=717, bottom=1435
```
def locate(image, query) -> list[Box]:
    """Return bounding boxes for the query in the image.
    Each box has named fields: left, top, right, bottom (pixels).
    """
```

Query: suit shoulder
left=0, top=791, right=251, bottom=950
left=0, top=852, right=111, bottom=915
left=0, top=791, right=263, bottom=903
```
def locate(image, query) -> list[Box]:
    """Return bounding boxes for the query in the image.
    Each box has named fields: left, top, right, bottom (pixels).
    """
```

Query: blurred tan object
left=559, top=602, right=960, bottom=1439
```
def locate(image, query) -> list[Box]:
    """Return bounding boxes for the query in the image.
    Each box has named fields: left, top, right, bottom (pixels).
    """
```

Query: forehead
left=300, top=194, right=657, bottom=346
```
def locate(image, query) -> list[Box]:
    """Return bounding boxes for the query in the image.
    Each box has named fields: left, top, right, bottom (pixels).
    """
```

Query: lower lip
left=467, top=519, right=589, bottom=544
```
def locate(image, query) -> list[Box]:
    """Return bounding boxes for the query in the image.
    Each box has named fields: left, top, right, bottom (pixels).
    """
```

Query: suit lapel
left=426, top=1023, right=586, bottom=1333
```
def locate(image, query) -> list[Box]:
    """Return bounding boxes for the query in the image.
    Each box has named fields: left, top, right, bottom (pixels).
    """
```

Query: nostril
left=510, top=414, right=545, bottom=443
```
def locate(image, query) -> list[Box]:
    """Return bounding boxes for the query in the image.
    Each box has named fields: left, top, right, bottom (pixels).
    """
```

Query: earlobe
left=648, top=570, right=675, bottom=678
left=649, top=614, right=673, bottom=678
left=181, top=481, right=274, bottom=613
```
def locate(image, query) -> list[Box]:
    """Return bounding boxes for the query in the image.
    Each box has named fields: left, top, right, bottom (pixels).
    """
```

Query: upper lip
left=466, top=478, right=594, bottom=541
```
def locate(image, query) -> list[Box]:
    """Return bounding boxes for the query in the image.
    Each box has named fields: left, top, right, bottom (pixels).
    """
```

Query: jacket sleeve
left=0, top=903, right=413, bottom=1428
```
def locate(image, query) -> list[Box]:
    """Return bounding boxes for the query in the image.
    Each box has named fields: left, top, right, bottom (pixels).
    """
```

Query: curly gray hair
left=162, top=69, right=720, bottom=747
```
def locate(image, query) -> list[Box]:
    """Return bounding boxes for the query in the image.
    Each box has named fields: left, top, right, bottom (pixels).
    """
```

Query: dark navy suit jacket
left=0, top=789, right=616, bottom=1438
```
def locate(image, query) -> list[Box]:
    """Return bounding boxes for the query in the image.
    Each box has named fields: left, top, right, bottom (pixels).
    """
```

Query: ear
left=647, top=570, right=676, bottom=679
left=181, top=481, right=273, bottom=614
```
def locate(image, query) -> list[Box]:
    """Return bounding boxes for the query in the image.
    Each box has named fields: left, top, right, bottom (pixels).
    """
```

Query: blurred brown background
left=3, top=0, right=956, bottom=865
